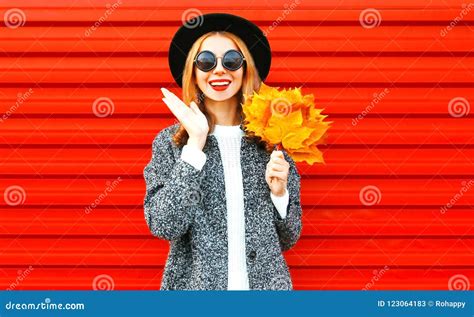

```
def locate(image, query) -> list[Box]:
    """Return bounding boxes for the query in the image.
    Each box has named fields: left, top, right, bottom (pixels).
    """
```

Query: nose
left=212, top=57, right=226, bottom=75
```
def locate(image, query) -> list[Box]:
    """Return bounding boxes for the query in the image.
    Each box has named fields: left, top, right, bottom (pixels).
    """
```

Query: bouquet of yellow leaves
left=242, top=83, right=332, bottom=165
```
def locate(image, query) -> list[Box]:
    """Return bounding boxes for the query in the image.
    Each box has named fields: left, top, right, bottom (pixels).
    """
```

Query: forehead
left=199, top=34, right=239, bottom=55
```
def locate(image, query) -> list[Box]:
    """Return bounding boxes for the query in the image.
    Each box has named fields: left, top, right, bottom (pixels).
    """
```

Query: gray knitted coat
left=143, top=122, right=303, bottom=290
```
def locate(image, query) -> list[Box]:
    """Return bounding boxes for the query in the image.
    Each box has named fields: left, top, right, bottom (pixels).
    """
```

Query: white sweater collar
left=210, top=124, right=245, bottom=137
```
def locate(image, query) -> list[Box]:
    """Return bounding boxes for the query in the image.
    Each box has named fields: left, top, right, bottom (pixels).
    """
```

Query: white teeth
left=210, top=81, right=230, bottom=86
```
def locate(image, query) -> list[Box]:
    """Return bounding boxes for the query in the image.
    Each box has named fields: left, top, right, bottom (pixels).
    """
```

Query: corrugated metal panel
left=0, top=0, right=472, bottom=290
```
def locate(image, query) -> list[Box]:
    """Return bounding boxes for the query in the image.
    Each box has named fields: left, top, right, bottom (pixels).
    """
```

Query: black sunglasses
left=194, top=49, right=246, bottom=72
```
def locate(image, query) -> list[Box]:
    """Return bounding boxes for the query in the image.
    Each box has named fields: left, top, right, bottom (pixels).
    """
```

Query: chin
left=206, top=94, right=231, bottom=102
left=205, top=88, right=239, bottom=102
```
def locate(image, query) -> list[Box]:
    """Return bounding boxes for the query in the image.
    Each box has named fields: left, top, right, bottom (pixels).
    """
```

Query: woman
left=143, top=13, right=303, bottom=290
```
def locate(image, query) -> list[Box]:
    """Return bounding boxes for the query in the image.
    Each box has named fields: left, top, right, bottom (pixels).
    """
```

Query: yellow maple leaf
left=242, top=83, right=332, bottom=165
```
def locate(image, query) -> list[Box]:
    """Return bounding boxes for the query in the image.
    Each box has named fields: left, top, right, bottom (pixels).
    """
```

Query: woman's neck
left=204, top=95, right=241, bottom=126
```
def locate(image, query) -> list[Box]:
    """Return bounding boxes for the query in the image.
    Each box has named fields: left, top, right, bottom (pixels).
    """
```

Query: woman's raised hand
left=161, top=87, right=209, bottom=149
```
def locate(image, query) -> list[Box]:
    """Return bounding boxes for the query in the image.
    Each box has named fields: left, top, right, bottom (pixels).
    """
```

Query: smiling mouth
left=209, top=80, right=231, bottom=91
left=209, top=80, right=231, bottom=87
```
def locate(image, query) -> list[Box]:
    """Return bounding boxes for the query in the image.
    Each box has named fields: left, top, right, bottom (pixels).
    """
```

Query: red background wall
left=0, top=0, right=473, bottom=290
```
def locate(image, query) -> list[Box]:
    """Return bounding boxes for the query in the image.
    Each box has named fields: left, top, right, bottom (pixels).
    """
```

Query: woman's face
left=194, top=34, right=244, bottom=102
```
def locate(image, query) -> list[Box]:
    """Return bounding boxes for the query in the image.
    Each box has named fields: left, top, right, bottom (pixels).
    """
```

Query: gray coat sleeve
left=143, top=127, right=206, bottom=241
left=273, top=151, right=303, bottom=251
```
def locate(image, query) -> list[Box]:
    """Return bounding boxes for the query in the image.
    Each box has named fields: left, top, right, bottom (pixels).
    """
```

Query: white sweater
left=180, top=124, right=289, bottom=290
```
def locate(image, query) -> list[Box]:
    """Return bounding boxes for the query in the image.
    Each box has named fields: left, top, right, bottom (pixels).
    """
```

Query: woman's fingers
left=162, top=87, right=187, bottom=109
left=266, top=151, right=289, bottom=188
left=161, top=97, right=185, bottom=120
left=269, top=164, right=286, bottom=172
left=272, top=158, right=288, bottom=167
left=161, top=87, right=178, bottom=102
left=269, top=156, right=289, bottom=169
left=271, top=151, right=288, bottom=165
left=161, top=88, right=188, bottom=117
left=266, top=151, right=289, bottom=180
left=267, top=170, right=287, bottom=181
left=189, top=101, right=201, bottom=115
left=271, top=150, right=284, bottom=159
left=161, top=87, right=210, bottom=139
left=161, top=97, right=174, bottom=115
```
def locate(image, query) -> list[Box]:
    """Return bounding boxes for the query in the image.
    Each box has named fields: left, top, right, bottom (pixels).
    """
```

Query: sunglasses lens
left=223, top=50, right=243, bottom=70
left=195, top=51, right=215, bottom=71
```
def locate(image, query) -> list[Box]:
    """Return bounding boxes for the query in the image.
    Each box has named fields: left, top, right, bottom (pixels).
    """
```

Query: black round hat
left=168, top=12, right=272, bottom=87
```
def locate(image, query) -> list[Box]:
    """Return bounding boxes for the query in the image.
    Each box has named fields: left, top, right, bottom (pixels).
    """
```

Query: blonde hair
left=172, top=31, right=272, bottom=152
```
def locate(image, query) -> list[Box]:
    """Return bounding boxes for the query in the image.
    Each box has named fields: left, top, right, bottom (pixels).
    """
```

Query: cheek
left=195, top=71, right=208, bottom=89
left=232, top=70, right=244, bottom=87
left=235, top=69, right=244, bottom=82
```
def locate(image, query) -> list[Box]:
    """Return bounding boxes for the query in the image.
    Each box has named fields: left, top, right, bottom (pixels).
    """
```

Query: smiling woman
left=173, top=29, right=263, bottom=148
left=143, top=13, right=303, bottom=290
left=193, top=34, right=246, bottom=120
